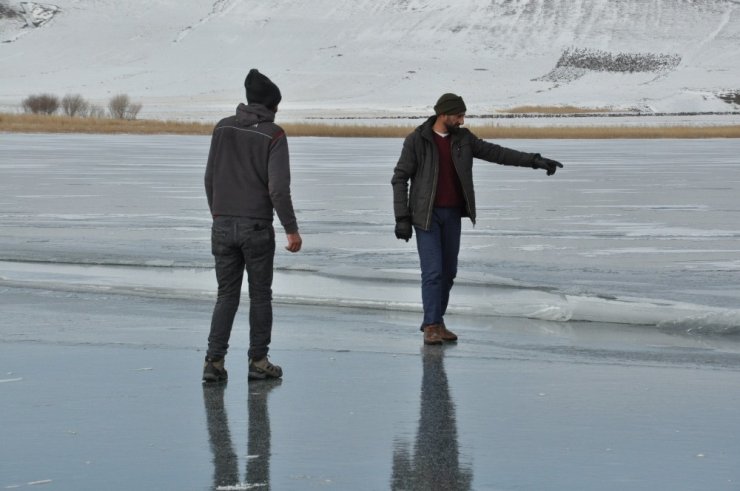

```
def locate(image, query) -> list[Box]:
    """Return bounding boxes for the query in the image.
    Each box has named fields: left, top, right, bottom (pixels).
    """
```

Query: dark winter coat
left=205, top=103, right=298, bottom=233
left=391, top=116, right=539, bottom=230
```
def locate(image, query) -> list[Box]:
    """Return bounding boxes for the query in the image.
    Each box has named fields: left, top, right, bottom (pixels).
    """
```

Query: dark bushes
left=108, top=94, right=142, bottom=120
left=61, top=94, right=90, bottom=117
left=22, top=94, right=59, bottom=114
left=20, top=93, right=142, bottom=119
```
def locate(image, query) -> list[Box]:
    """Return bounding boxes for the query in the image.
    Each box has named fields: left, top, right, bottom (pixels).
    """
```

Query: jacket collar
left=417, top=115, right=437, bottom=141
left=418, top=115, right=465, bottom=143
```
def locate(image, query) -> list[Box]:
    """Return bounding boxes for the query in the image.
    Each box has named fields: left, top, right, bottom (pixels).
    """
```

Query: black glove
left=532, top=155, right=563, bottom=176
left=395, top=217, right=412, bottom=242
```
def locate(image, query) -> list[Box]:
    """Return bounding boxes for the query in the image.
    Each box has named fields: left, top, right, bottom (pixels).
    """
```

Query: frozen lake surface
left=1, top=134, right=739, bottom=333
left=2, top=133, right=740, bottom=490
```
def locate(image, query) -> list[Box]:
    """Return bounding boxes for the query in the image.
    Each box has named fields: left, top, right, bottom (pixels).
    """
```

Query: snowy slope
left=1, top=0, right=739, bottom=121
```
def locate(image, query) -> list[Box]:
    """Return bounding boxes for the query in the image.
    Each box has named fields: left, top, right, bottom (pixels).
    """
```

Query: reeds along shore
left=1, top=112, right=739, bottom=138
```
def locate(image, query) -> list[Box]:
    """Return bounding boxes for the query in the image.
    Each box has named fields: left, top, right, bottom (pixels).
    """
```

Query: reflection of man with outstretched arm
left=246, top=380, right=281, bottom=489
left=391, top=346, right=472, bottom=490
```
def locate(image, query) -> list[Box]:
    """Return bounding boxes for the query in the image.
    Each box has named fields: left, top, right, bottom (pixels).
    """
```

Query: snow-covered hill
left=1, top=0, right=739, bottom=121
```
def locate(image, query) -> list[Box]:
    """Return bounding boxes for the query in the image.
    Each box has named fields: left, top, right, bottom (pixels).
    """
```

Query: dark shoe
left=249, top=356, right=283, bottom=380
left=202, top=356, right=228, bottom=383
left=440, top=322, right=458, bottom=342
left=423, top=324, right=443, bottom=345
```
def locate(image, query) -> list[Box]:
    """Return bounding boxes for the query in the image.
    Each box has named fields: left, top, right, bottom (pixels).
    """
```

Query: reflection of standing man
left=203, top=69, right=302, bottom=382
left=391, top=347, right=472, bottom=490
left=246, top=380, right=281, bottom=489
left=392, top=93, right=563, bottom=345
left=202, top=381, right=281, bottom=490
left=202, top=385, right=239, bottom=489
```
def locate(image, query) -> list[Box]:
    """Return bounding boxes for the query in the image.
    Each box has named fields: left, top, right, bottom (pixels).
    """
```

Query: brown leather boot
left=249, top=356, right=283, bottom=380
left=202, top=356, right=228, bottom=383
left=440, top=322, right=458, bottom=342
left=423, top=324, right=443, bottom=345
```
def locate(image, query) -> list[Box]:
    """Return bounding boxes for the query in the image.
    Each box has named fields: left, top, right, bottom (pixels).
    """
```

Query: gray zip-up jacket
left=391, top=116, right=538, bottom=231
left=205, top=103, right=298, bottom=233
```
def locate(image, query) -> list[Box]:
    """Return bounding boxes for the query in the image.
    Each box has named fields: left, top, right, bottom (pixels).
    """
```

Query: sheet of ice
left=1, top=134, right=739, bottom=333
left=2, top=292, right=740, bottom=491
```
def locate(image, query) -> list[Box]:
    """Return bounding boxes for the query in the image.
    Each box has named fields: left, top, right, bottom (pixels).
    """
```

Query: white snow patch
left=1, top=0, right=740, bottom=119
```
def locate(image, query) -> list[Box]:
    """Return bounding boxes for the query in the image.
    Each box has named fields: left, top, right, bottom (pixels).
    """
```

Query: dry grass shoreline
left=1, top=112, right=739, bottom=138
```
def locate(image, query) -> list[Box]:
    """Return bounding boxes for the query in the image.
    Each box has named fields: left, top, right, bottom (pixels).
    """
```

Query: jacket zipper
left=452, top=140, right=475, bottom=225
left=425, top=140, right=439, bottom=230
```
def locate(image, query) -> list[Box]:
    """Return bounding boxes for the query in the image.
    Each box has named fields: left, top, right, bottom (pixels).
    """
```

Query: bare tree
left=21, top=94, right=59, bottom=115
left=126, top=102, right=142, bottom=120
left=88, top=104, right=106, bottom=118
left=108, top=94, right=129, bottom=119
left=108, top=94, right=143, bottom=120
left=61, top=94, right=90, bottom=117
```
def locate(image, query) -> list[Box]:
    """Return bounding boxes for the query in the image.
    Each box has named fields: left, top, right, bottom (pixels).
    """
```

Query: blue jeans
left=207, top=216, right=275, bottom=360
left=415, top=208, right=462, bottom=328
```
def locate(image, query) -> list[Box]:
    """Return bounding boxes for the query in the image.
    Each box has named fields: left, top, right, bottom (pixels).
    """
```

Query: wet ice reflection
left=203, top=380, right=282, bottom=490
left=392, top=346, right=472, bottom=490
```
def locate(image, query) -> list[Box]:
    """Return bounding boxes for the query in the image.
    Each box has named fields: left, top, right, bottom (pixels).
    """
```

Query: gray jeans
left=207, top=216, right=275, bottom=360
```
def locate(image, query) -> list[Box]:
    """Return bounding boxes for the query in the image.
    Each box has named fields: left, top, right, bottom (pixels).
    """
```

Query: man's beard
left=445, top=122, right=461, bottom=134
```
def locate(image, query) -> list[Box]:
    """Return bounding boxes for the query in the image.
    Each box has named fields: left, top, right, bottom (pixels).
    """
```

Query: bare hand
left=285, top=232, right=302, bottom=253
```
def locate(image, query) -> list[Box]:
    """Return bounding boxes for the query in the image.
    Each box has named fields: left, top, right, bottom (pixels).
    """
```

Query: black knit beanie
left=245, top=69, right=282, bottom=109
left=434, top=93, right=466, bottom=115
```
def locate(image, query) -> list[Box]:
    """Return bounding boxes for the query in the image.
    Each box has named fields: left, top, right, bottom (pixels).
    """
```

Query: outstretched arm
left=531, top=155, right=564, bottom=176
left=472, top=137, right=563, bottom=175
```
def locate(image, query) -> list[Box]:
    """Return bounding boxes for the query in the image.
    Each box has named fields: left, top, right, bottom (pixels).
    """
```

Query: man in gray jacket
left=203, top=69, right=302, bottom=382
left=392, top=93, right=562, bottom=345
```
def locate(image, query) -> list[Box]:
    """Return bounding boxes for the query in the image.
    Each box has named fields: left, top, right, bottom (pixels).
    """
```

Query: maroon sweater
left=433, top=132, right=464, bottom=208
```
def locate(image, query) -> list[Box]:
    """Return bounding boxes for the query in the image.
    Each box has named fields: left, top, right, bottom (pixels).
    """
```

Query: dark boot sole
left=202, top=375, right=227, bottom=383
left=248, top=367, right=282, bottom=380
left=202, top=370, right=228, bottom=383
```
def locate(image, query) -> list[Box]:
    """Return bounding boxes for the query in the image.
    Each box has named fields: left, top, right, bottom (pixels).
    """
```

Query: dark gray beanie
left=245, top=69, right=282, bottom=109
left=434, top=93, right=466, bottom=115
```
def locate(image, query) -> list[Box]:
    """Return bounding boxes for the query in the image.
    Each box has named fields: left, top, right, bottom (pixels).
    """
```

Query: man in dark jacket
left=391, top=93, right=562, bottom=345
left=203, top=69, right=302, bottom=382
